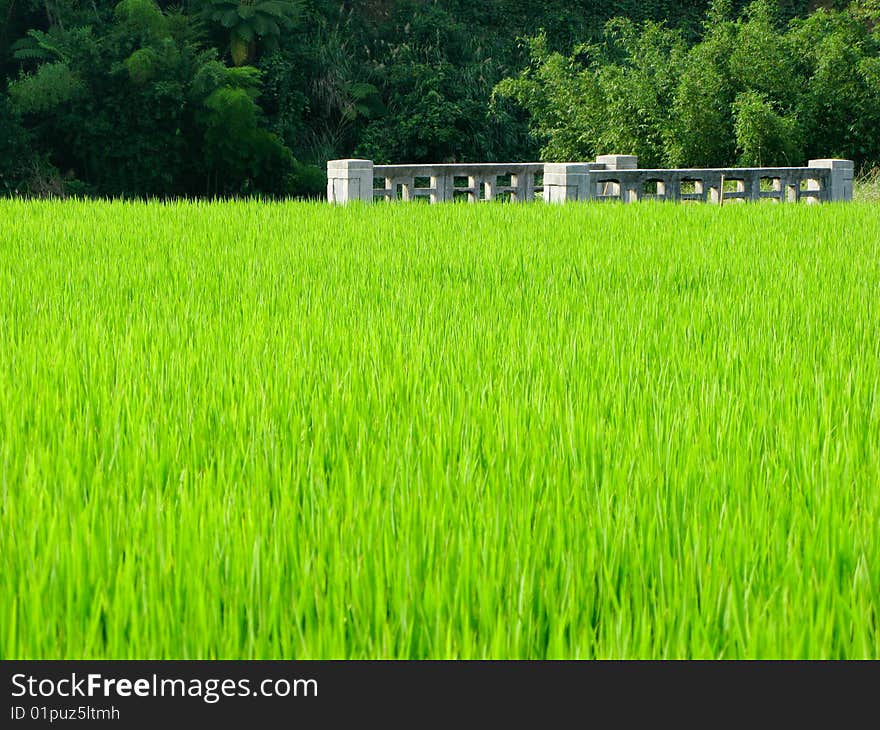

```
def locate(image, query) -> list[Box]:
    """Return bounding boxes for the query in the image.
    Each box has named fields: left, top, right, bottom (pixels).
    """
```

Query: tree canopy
left=0, top=0, right=877, bottom=197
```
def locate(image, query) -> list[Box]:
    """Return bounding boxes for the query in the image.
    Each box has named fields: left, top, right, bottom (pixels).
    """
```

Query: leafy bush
left=733, top=91, right=802, bottom=166
left=8, top=61, right=85, bottom=114
left=0, top=95, right=35, bottom=194
left=287, top=161, right=326, bottom=199
left=200, top=86, right=296, bottom=196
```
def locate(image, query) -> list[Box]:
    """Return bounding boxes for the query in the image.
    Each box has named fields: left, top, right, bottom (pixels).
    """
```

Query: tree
left=7, top=0, right=309, bottom=196
left=0, top=94, right=36, bottom=194
left=493, top=22, right=686, bottom=166
left=733, top=90, right=802, bottom=166
left=203, top=0, right=301, bottom=66
left=497, top=0, right=880, bottom=169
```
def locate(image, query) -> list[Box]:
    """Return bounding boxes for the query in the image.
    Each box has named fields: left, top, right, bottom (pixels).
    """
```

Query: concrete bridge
left=327, top=155, right=853, bottom=204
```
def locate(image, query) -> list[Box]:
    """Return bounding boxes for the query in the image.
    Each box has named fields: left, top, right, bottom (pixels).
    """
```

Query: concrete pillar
left=484, top=177, right=495, bottom=202
left=808, top=159, right=853, bottom=202
left=595, top=154, right=639, bottom=170
left=467, top=175, right=479, bottom=203
left=772, top=177, right=784, bottom=202
left=327, top=159, right=374, bottom=203
left=594, top=155, right=638, bottom=199
left=622, top=184, right=640, bottom=203
left=748, top=175, right=761, bottom=202
left=515, top=173, right=536, bottom=202
left=431, top=174, right=451, bottom=203
left=543, top=163, right=594, bottom=203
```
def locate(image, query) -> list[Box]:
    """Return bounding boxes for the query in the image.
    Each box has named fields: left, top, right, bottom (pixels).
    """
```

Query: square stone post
left=327, top=159, right=374, bottom=203
left=747, top=174, right=761, bottom=202
left=808, top=159, right=853, bottom=202
left=622, top=183, right=640, bottom=203
left=431, top=174, right=452, bottom=203
left=595, top=155, right=638, bottom=170
left=514, top=172, right=535, bottom=202
left=594, top=155, right=638, bottom=199
left=543, top=163, right=596, bottom=203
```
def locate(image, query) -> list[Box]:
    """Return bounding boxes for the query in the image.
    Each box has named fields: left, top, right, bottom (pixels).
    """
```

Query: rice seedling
left=2, top=199, right=879, bottom=659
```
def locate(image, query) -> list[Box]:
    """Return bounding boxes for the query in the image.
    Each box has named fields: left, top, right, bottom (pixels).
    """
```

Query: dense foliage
left=0, top=0, right=876, bottom=196
left=496, top=0, right=880, bottom=169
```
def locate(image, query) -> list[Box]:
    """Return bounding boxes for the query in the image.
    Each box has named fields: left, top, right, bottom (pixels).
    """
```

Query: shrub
left=733, top=90, right=802, bottom=166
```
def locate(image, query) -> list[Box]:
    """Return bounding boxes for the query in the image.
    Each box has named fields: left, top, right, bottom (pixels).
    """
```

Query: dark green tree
left=203, top=0, right=301, bottom=65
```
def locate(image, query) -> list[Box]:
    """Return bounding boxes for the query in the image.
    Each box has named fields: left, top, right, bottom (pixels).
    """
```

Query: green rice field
left=2, top=199, right=880, bottom=659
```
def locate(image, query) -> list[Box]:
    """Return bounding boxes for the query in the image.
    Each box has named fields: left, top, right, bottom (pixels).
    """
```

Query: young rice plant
left=1, top=199, right=879, bottom=659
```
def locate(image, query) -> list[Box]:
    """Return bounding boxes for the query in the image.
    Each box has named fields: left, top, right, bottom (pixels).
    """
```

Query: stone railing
left=327, top=160, right=545, bottom=203
left=372, top=162, right=545, bottom=203
left=327, top=155, right=854, bottom=204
